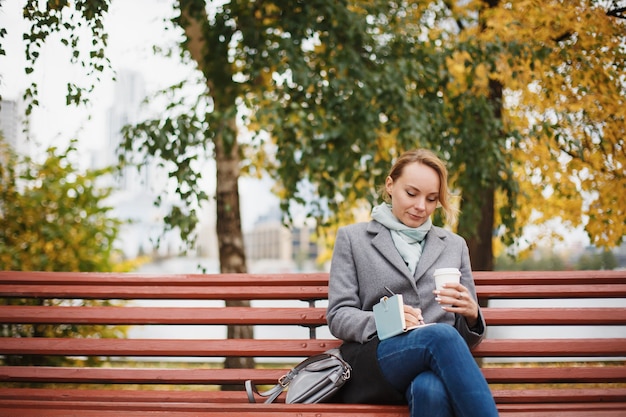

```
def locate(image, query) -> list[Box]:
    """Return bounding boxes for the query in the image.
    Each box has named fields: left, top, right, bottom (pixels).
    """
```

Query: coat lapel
left=414, top=227, right=447, bottom=281
left=367, top=221, right=413, bottom=279
left=367, top=220, right=448, bottom=282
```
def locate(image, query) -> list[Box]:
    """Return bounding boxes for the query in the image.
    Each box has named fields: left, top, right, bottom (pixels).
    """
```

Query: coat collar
left=367, top=220, right=448, bottom=281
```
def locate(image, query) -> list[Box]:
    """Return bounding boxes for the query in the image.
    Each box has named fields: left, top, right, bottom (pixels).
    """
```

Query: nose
left=413, top=196, right=426, bottom=211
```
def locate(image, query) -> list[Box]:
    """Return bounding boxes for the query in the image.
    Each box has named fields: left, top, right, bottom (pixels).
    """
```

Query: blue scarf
left=371, top=203, right=432, bottom=275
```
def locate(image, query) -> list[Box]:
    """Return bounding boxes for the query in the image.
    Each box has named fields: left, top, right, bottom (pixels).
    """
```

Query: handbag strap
left=245, top=379, right=285, bottom=404
left=245, top=351, right=344, bottom=404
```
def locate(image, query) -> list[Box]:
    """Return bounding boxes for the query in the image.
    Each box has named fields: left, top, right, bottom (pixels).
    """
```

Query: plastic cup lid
left=433, top=268, right=461, bottom=275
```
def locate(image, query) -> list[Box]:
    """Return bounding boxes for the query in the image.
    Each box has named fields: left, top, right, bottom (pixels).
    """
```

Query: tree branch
left=606, top=6, right=626, bottom=19
left=606, top=0, right=626, bottom=18
left=553, top=31, right=574, bottom=43
left=442, top=0, right=466, bottom=32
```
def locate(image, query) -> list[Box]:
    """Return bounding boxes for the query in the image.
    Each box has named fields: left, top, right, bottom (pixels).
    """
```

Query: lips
left=408, top=213, right=423, bottom=221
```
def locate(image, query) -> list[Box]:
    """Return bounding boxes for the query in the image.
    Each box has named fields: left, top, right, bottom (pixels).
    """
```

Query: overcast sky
left=1, top=1, right=182, bottom=148
left=0, top=0, right=278, bottom=231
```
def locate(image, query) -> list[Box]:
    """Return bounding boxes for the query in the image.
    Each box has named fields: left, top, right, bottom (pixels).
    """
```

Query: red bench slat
left=0, top=337, right=342, bottom=357
left=2, top=306, right=624, bottom=326
left=2, top=399, right=626, bottom=417
left=2, top=270, right=625, bottom=286
left=473, top=270, right=626, bottom=285
left=2, top=387, right=626, bottom=405
left=3, top=283, right=625, bottom=299
left=1, top=366, right=624, bottom=385
left=1, top=337, right=625, bottom=358
left=476, top=284, right=626, bottom=298
left=0, top=271, right=331, bottom=286
left=0, top=306, right=328, bottom=325
left=0, top=284, right=329, bottom=300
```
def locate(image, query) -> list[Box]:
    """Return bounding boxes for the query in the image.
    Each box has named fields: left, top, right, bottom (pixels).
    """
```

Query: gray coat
left=325, top=220, right=485, bottom=404
left=327, top=219, right=485, bottom=348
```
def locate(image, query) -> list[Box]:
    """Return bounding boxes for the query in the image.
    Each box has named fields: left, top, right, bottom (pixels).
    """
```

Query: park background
left=1, top=1, right=625, bottom=359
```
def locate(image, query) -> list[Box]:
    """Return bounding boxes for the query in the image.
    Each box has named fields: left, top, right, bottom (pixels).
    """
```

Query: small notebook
left=373, top=294, right=433, bottom=340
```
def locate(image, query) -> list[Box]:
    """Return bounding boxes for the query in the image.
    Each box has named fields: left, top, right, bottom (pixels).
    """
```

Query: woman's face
left=385, top=162, right=440, bottom=228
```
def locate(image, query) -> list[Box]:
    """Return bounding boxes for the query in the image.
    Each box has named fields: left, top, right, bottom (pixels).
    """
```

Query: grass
left=483, top=360, right=626, bottom=390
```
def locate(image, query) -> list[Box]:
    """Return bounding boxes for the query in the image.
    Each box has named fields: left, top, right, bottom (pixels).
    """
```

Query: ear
left=385, top=176, right=393, bottom=196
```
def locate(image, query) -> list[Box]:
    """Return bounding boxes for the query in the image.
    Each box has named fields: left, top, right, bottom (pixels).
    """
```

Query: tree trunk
left=463, top=187, right=495, bottom=271
left=214, top=121, right=255, bottom=372
left=177, top=0, right=255, bottom=385
left=461, top=0, right=502, bottom=273
left=457, top=79, right=502, bottom=273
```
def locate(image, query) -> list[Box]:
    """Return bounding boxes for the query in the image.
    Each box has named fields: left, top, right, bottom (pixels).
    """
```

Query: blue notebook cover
left=373, top=294, right=433, bottom=340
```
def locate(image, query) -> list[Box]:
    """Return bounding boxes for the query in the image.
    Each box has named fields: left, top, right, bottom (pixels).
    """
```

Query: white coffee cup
left=434, top=267, right=461, bottom=291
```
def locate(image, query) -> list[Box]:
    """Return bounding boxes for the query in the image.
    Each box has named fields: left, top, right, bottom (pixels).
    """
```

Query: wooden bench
left=0, top=269, right=625, bottom=416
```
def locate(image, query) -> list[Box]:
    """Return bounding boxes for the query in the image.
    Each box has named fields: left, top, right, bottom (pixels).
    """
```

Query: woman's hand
left=403, top=304, right=425, bottom=327
left=433, top=283, right=479, bottom=328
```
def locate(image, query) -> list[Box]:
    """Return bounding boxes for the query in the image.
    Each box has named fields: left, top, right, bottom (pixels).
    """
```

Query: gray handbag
left=245, top=348, right=351, bottom=404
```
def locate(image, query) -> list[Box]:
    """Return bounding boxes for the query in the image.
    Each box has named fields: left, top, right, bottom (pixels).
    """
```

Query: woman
left=326, top=149, right=498, bottom=417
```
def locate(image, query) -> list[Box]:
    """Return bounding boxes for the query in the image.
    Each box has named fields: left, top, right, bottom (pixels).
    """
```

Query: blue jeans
left=377, top=323, right=498, bottom=417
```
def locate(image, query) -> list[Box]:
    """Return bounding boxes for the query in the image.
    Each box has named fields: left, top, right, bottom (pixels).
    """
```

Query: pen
left=385, top=286, right=426, bottom=326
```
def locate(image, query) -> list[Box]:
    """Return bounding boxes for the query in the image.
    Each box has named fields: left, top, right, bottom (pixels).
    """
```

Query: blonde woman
left=327, top=149, right=497, bottom=417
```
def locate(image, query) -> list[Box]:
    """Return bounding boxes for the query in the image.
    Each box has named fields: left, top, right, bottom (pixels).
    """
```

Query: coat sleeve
left=454, top=238, right=486, bottom=349
left=326, top=226, right=378, bottom=343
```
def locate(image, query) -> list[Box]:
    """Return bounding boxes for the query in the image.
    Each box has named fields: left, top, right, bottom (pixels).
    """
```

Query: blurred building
left=0, top=100, right=18, bottom=144
left=244, top=207, right=321, bottom=271
left=96, top=69, right=218, bottom=259
left=0, top=99, right=28, bottom=155
left=101, top=70, right=150, bottom=186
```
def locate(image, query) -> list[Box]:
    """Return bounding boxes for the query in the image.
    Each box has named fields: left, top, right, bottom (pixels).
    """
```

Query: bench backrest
left=1, top=270, right=625, bottom=389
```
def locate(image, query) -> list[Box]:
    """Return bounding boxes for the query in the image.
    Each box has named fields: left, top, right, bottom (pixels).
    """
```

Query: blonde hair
left=381, top=149, right=458, bottom=224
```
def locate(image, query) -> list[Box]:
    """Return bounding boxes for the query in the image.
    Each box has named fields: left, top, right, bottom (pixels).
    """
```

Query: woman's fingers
left=403, top=305, right=425, bottom=325
left=434, top=284, right=477, bottom=316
